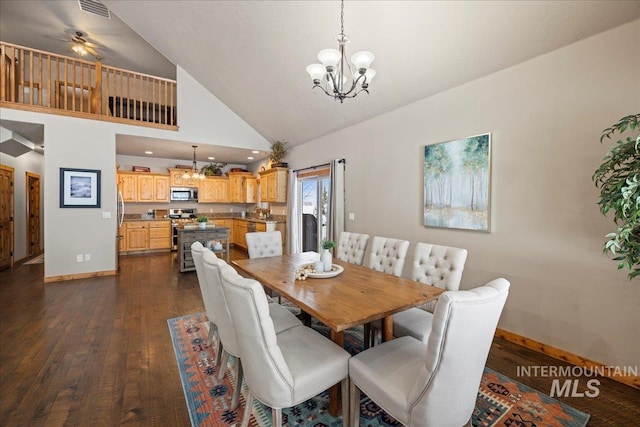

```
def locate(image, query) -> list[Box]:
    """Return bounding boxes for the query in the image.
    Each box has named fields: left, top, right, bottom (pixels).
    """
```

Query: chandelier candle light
left=183, top=145, right=206, bottom=180
left=306, top=0, right=375, bottom=103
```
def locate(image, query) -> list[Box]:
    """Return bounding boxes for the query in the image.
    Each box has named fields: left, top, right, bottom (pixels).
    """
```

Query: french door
left=298, top=171, right=330, bottom=252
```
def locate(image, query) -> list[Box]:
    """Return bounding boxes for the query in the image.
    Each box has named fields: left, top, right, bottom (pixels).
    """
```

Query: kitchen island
left=177, top=225, right=230, bottom=272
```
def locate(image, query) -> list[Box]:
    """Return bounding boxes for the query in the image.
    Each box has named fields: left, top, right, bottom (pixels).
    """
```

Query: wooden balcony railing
left=0, top=42, right=177, bottom=129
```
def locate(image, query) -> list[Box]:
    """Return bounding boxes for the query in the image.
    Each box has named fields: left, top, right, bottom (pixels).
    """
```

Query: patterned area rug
left=168, top=313, right=590, bottom=427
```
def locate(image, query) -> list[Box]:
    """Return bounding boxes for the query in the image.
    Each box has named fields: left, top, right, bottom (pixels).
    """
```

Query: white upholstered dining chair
left=349, top=279, right=510, bottom=427
left=191, top=241, right=220, bottom=361
left=201, top=250, right=301, bottom=410
left=336, top=232, right=370, bottom=265
left=393, top=242, right=468, bottom=342
left=365, top=236, right=410, bottom=347
left=367, top=236, right=410, bottom=276
left=220, top=268, right=351, bottom=427
left=245, top=231, right=283, bottom=259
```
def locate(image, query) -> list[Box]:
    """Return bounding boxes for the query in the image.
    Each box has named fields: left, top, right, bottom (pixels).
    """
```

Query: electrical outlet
left=230, top=208, right=233, bottom=212
left=349, top=212, right=355, bottom=220
left=76, top=254, right=83, bottom=263
left=84, top=254, right=91, bottom=261
left=210, top=208, right=213, bottom=213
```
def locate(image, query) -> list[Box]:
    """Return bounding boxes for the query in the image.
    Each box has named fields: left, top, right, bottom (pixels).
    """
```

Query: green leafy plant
left=592, top=114, right=640, bottom=279
left=269, top=140, right=291, bottom=165
left=322, top=240, right=336, bottom=250
left=196, top=216, right=209, bottom=223
left=200, top=162, right=227, bottom=176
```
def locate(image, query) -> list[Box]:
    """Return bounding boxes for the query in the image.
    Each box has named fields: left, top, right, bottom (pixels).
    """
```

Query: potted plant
left=320, top=239, right=337, bottom=271
left=200, top=162, right=227, bottom=176
left=269, top=140, right=291, bottom=168
left=196, top=216, right=209, bottom=229
left=592, top=114, right=640, bottom=279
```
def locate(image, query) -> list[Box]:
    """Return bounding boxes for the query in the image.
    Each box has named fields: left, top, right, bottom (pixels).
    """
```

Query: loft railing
left=0, top=42, right=177, bottom=128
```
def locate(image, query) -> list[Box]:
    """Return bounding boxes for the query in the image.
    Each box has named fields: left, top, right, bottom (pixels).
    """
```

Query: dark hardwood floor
left=1, top=250, right=638, bottom=426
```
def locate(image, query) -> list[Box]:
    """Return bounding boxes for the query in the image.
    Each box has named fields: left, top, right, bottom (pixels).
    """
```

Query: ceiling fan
left=47, top=29, right=104, bottom=60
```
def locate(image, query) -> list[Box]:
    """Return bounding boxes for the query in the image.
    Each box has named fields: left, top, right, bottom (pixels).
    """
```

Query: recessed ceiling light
left=208, top=156, right=215, bottom=160
left=247, top=156, right=254, bottom=160
left=145, top=151, right=153, bottom=154
left=252, top=150, right=259, bottom=154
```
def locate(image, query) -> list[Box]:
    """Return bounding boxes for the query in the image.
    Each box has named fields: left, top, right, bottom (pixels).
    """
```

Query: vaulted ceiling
left=2, top=1, right=639, bottom=151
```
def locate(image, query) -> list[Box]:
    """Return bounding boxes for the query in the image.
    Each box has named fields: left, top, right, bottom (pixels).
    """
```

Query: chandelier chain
left=340, top=0, right=344, bottom=37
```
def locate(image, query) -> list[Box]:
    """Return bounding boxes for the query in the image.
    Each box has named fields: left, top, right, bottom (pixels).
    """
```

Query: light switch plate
left=102, top=211, right=111, bottom=219
left=349, top=213, right=355, bottom=220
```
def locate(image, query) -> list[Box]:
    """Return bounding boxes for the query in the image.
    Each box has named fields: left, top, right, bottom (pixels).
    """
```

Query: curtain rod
left=293, top=159, right=345, bottom=173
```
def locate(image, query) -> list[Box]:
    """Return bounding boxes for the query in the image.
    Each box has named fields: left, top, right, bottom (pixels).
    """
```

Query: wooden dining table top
left=232, top=252, right=444, bottom=333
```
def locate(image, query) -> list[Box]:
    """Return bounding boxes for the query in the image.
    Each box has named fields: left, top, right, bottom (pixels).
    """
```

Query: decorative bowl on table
left=295, top=263, right=344, bottom=280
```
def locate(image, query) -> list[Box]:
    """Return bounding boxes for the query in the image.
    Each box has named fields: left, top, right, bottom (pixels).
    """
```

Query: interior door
left=26, top=172, right=41, bottom=257
left=0, top=165, right=15, bottom=271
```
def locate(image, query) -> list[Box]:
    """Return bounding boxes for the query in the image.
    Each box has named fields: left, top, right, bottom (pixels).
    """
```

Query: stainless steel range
left=169, top=208, right=197, bottom=251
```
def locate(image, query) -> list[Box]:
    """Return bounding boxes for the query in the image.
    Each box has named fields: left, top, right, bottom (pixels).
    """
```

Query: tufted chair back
left=367, top=236, right=410, bottom=277
left=408, top=279, right=509, bottom=425
left=201, top=250, right=240, bottom=357
left=411, top=242, right=468, bottom=312
left=246, top=231, right=283, bottom=259
left=336, top=232, right=370, bottom=265
left=220, top=267, right=295, bottom=406
left=191, top=242, right=217, bottom=326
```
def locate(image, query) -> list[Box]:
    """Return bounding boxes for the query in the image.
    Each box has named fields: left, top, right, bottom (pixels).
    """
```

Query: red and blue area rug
left=168, top=312, right=590, bottom=427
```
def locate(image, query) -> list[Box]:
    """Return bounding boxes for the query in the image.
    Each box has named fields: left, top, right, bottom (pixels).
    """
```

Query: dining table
left=232, top=251, right=444, bottom=416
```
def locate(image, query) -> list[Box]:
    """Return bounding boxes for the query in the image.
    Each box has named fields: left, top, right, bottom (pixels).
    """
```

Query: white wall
left=290, top=21, right=640, bottom=367
left=0, top=67, right=270, bottom=279
left=0, top=149, right=44, bottom=260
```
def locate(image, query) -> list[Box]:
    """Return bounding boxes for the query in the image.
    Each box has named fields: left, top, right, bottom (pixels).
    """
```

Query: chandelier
left=183, top=145, right=206, bottom=180
left=306, top=0, right=375, bottom=103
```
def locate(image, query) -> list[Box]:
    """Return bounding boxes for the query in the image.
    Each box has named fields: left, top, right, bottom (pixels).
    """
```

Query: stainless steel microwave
left=170, top=187, right=198, bottom=202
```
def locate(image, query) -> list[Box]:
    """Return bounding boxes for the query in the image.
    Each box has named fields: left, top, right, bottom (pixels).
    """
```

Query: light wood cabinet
left=233, top=220, right=248, bottom=249
left=199, top=177, right=229, bottom=203
left=149, top=221, right=171, bottom=249
left=259, top=168, right=288, bottom=203
left=229, top=172, right=257, bottom=203
left=168, top=168, right=200, bottom=188
left=118, top=173, right=138, bottom=202
left=125, top=221, right=149, bottom=251
left=120, top=220, right=171, bottom=253
left=117, top=172, right=170, bottom=203
left=214, top=219, right=234, bottom=242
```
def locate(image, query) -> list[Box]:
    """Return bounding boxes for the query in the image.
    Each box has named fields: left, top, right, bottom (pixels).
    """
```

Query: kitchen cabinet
left=120, top=220, right=171, bottom=253
left=228, top=172, right=257, bottom=203
left=149, top=221, right=171, bottom=249
left=199, top=177, right=229, bottom=203
left=233, top=220, right=248, bottom=249
left=259, top=167, right=288, bottom=203
left=118, top=173, right=137, bottom=202
left=168, top=168, right=200, bottom=187
left=214, top=219, right=234, bottom=242
left=125, top=221, right=149, bottom=251
left=137, top=174, right=170, bottom=202
left=118, top=172, right=170, bottom=203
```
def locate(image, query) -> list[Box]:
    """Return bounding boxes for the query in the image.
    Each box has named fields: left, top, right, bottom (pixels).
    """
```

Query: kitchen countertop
left=122, top=216, right=284, bottom=224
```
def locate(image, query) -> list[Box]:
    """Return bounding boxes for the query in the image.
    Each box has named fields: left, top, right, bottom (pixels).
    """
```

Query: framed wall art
left=59, top=168, right=101, bottom=208
left=423, top=133, right=491, bottom=231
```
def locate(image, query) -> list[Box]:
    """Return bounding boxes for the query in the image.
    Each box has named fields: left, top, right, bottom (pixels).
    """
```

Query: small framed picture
left=60, top=168, right=101, bottom=208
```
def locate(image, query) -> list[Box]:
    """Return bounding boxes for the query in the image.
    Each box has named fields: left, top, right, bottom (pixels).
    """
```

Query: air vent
left=78, top=0, right=111, bottom=19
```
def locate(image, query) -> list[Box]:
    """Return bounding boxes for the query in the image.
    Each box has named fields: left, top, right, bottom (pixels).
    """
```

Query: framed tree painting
left=424, top=133, right=491, bottom=231
left=59, top=168, right=101, bottom=208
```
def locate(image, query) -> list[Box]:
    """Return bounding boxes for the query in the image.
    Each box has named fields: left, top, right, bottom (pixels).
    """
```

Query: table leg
left=382, top=315, right=393, bottom=342
left=329, top=329, right=344, bottom=417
